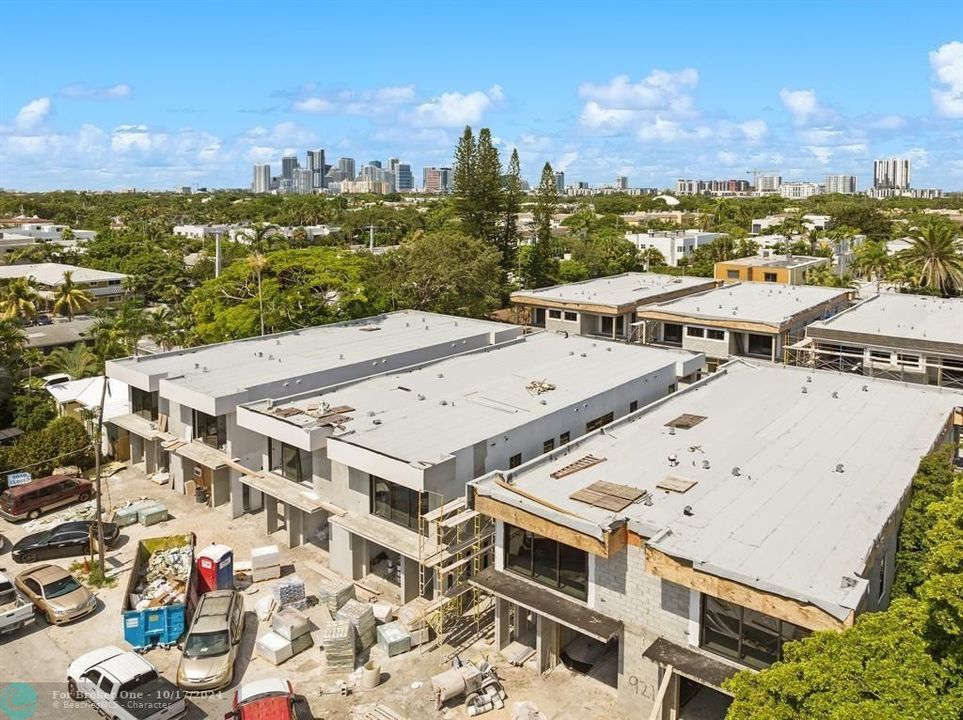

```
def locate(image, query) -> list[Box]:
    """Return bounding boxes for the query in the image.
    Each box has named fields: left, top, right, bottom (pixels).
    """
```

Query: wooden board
left=550, top=454, right=607, bottom=479
left=657, top=476, right=698, bottom=493
left=570, top=480, right=646, bottom=512
left=644, top=545, right=853, bottom=632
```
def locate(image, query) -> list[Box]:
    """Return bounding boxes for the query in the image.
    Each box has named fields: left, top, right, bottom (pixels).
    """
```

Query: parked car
left=0, top=474, right=94, bottom=522
left=0, top=571, right=36, bottom=636
left=14, top=564, right=96, bottom=624
left=67, top=645, right=187, bottom=720
left=225, top=678, right=301, bottom=720
left=176, top=589, right=245, bottom=691
left=11, top=521, right=120, bottom=563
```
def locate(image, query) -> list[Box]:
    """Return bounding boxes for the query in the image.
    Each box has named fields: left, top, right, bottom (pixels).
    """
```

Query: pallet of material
left=358, top=704, right=408, bottom=720
left=251, top=545, right=280, bottom=569
left=376, top=621, right=411, bottom=657
left=252, top=565, right=281, bottom=582
left=272, top=576, right=306, bottom=610
left=289, top=631, right=314, bottom=656
left=137, top=503, right=169, bottom=526
left=337, top=599, right=377, bottom=651
left=272, top=607, right=310, bottom=641
left=320, top=620, right=355, bottom=672
left=256, top=631, right=294, bottom=666
left=318, top=576, right=355, bottom=614
left=397, top=597, right=430, bottom=631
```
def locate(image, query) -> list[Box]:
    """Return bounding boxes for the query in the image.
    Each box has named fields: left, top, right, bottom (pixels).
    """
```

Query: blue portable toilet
left=196, top=543, right=234, bottom=594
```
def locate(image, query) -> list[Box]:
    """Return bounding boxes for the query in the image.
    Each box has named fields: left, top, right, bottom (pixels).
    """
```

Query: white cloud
left=737, top=119, right=768, bottom=141
left=13, top=98, right=51, bottom=130
left=804, top=146, right=833, bottom=165
left=929, top=41, right=963, bottom=118
left=870, top=115, right=906, bottom=130
left=578, top=70, right=698, bottom=111
left=293, top=84, right=421, bottom=117
left=779, top=89, right=819, bottom=124
left=292, top=97, right=334, bottom=113
left=555, top=152, right=578, bottom=172
left=717, top=150, right=739, bottom=166
left=906, top=147, right=929, bottom=168
left=60, top=83, right=132, bottom=100
left=406, top=86, right=503, bottom=128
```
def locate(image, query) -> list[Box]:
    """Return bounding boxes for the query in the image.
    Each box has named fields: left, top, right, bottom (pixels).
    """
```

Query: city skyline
left=1, top=2, right=961, bottom=191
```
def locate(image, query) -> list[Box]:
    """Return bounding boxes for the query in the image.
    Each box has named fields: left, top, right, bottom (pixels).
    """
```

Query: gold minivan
left=176, top=589, right=244, bottom=691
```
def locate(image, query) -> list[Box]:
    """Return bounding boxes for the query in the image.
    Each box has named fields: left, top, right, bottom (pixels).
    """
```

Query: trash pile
left=128, top=543, right=192, bottom=610
left=23, top=500, right=97, bottom=531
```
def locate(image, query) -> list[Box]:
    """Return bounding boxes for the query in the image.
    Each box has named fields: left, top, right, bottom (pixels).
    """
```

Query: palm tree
left=248, top=253, right=269, bottom=337
left=52, top=271, right=93, bottom=320
left=46, top=344, right=98, bottom=379
left=0, top=277, right=41, bottom=320
left=853, top=242, right=892, bottom=292
left=898, top=222, right=963, bottom=296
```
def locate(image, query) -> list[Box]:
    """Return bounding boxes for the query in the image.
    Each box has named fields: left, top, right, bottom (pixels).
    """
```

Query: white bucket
left=362, top=660, right=381, bottom=689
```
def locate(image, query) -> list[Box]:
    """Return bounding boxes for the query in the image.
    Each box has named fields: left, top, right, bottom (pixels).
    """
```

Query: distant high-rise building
left=396, top=163, right=414, bottom=192
left=423, top=166, right=453, bottom=193
left=779, top=182, right=822, bottom=200
left=369, top=160, right=382, bottom=169
left=306, top=149, right=326, bottom=189
left=756, top=175, right=782, bottom=192
left=338, top=157, right=356, bottom=181
left=388, top=157, right=399, bottom=174
left=554, top=171, right=565, bottom=193
left=873, top=158, right=910, bottom=189
left=281, top=155, right=299, bottom=182
left=615, top=175, right=628, bottom=191
left=253, top=164, right=271, bottom=194
left=824, top=174, right=858, bottom=194
left=292, top=168, right=314, bottom=195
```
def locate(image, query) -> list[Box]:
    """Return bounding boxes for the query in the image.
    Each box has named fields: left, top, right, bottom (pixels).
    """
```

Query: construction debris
left=337, top=599, right=377, bottom=651
left=129, top=542, right=192, bottom=610
left=320, top=620, right=355, bottom=673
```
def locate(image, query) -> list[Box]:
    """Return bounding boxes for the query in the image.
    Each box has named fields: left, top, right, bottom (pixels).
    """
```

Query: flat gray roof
left=642, top=282, right=850, bottom=326
left=0, top=263, right=127, bottom=285
left=807, top=293, right=963, bottom=349
left=107, top=311, right=518, bottom=400
left=511, top=273, right=717, bottom=310
left=721, top=254, right=826, bottom=269
left=23, top=317, right=96, bottom=348
left=246, top=333, right=697, bottom=463
left=474, top=363, right=960, bottom=620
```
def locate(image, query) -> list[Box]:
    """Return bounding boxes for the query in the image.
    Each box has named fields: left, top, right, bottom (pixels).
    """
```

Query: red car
left=224, top=679, right=303, bottom=720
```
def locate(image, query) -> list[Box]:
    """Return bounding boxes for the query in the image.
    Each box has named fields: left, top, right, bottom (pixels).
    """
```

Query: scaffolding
left=416, top=493, right=495, bottom=654
left=784, top=337, right=963, bottom=390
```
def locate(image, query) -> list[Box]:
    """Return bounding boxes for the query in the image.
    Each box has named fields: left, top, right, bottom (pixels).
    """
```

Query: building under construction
left=237, top=331, right=704, bottom=646
left=786, top=293, right=963, bottom=388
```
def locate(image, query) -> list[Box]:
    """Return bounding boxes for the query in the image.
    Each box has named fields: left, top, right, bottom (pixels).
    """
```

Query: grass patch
left=68, top=559, right=118, bottom=588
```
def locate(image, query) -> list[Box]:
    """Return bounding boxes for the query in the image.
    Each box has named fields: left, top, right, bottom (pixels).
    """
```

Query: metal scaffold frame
left=416, top=492, right=495, bottom=654
left=784, top=337, right=963, bottom=389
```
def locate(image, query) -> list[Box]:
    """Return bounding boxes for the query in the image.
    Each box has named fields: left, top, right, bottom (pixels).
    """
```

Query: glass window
left=663, top=323, right=683, bottom=344
left=543, top=439, right=555, bottom=454
left=269, top=439, right=313, bottom=483
left=559, top=432, right=570, bottom=445
left=763, top=272, right=778, bottom=283
left=686, top=326, right=705, bottom=338
left=746, top=334, right=773, bottom=357
left=369, top=475, right=427, bottom=533
left=897, top=353, right=919, bottom=367
left=193, top=410, right=226, bottom=450
left=629, top=401, right=638, bottom=413
left=700, top=595, right=808, bottom=669
left=600, top=317, right=614, bottom=335
left=563, top=311, right=578, bottom=322
left=870, top=349, right=891, bottom=362
left=503, top=523, right=587, bottom=601
left=548, top=309, right=562, bottom=320
left=727, top=269, right=740, bottom=279
left=509, top=453, right=522, bottom=469
left=706, top=329, right=725, bottom=341
left=616, top=316, right=625, bottom=335
left=585, top=412, right=614, bottom=433
left=131, top=388, right=158, bottom=421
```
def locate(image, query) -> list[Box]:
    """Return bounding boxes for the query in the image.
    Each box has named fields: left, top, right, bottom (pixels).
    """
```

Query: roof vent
left=701, top=460, right=710, bottom=470
left=367, top=411, right=375, bottom=417
left=806, top=375, right=812, bottom=383
left=835, top=463, right=845, bottom=473
left=372, top=418, right=381, bottom=425
left=862, top=385, right=868, bottom=392
left=801, top=386, right=808, bottom=394
left=832, top=391, right=838, bottom=399
left=668, top=426, right=676, bottom=435
left=339, top=354, right=344, bottom=360
left=731, top=466, right=741, bottom=477
left=643, top=496, right=654, bottom=506
left=437, top=373, right=444, bottom=378
left=668, top=454, right=679, bottom=467
left=683, top=505, right=694, bottom=516
left=440, top=400, right=448, bottom=406
left=417, top=394, right=425, bottom=401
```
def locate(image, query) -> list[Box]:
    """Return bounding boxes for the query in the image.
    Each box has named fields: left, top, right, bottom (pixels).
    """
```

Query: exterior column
left=494, top=597, right=511, bottom=651
left=401, top=556, right=420, bottom=603
left=535, top=615, right=557, bottom=674
left=286, top=506, right=303, bottom=548
left=265, top=495, right=279, bottom=534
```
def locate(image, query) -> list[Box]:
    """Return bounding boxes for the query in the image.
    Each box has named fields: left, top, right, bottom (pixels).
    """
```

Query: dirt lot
left=0, top=468, right=618, bottom=720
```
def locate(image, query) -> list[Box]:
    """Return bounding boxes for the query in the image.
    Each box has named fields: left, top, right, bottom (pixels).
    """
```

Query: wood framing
left=473, top=493, right=625, bottom=558
left=644, top=545, right=854, bottom=632
left=635, top=309, right=779, bottom=336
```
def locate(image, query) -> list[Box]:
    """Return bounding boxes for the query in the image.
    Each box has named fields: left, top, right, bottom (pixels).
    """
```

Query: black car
left=11, top=521, right=120, bottom=563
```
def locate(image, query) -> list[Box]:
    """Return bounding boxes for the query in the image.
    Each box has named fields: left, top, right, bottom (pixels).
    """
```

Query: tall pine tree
left=518, top=162, right=559, bottom=288
left=452, top=126, right=480, bottom=236
left=499, top=148, right=522, bottom=273
left=474, top=128, right=504, bottom=244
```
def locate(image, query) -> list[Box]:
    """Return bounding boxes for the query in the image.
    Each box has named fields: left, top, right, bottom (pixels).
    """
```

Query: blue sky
left=1, top=1, right=962, bottom=191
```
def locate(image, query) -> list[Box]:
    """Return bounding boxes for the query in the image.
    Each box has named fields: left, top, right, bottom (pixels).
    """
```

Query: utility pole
left=361, top=225, right=379, bottom=253
left=214, top=231, right=222, bottom=278
left=93, top=376, right=108, bottom=574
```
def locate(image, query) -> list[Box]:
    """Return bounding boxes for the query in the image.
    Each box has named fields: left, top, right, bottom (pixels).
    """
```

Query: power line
left=2, top=443, right=94, bottom=475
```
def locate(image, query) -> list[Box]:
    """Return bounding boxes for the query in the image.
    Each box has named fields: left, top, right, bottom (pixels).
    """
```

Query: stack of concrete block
left=320, top=620, right=355, bottom=672
left=337, top=599, right=377, bottom=651
left=377, top=621, right=411, bottom=657
left=255, top=631, right=294, bottom=666
left=317, top=577, right=355, bottom=615
left=271, top=607, right=313, bottom=656
left=272, top=575, right=306, bottom=610
left=251, top=545, right=281, bottom=582
left=397, top=596, right=431, bottom=647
